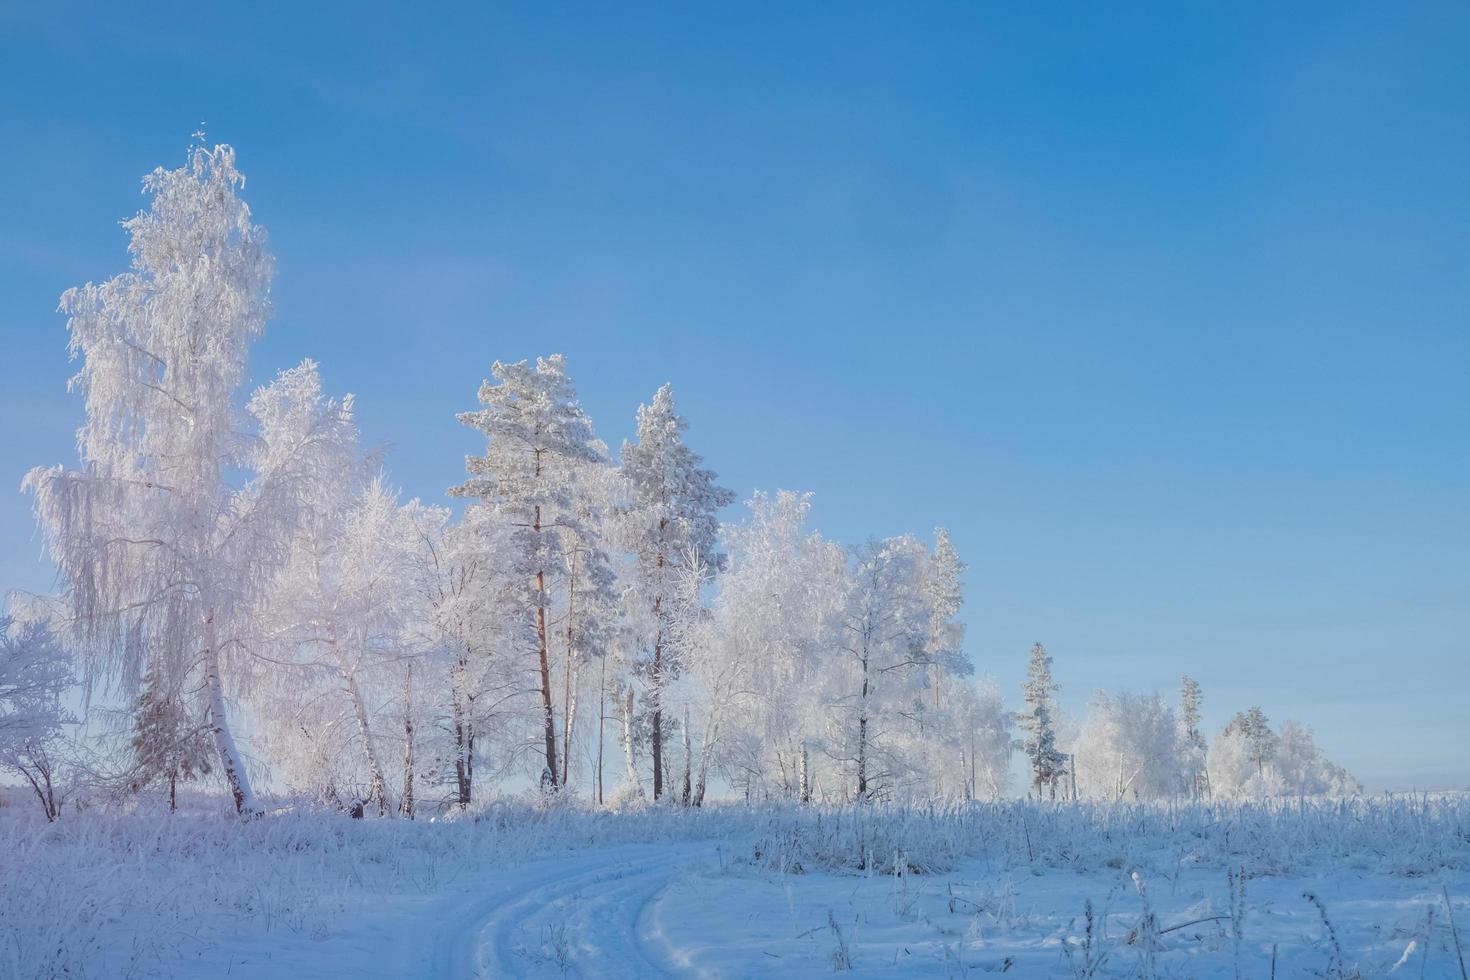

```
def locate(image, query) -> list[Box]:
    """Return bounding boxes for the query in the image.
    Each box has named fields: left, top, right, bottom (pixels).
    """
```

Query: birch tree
left=22, top=144, right=341, bottom=815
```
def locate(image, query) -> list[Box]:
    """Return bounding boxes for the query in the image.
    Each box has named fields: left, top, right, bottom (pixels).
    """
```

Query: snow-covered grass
left=751, top=795, right=1470, bottom=879
left=2, top=795, right=1467, bottom=978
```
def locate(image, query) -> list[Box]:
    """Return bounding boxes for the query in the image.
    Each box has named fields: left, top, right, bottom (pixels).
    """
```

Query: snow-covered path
left=435, top=842, right=719, bottom=978
left=188, top=840, right=723, bottom=978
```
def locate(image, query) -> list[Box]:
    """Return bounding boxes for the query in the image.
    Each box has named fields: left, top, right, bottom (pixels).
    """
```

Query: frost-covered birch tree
left=22, top=144, right=344, bottom=816
left=713, top=491, right=845, bottom=802
left=823, top=537, right=935, bottom=802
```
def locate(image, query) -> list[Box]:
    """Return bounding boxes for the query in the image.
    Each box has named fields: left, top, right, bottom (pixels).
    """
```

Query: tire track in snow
left=438, top=842, right=717, bottom=978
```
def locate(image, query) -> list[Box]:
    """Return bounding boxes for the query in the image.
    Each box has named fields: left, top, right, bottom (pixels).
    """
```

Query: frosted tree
left=1018, top=642, right=1067, bottom=798
left=130, top=658, right=213, bottom=811
left=1274, top=721, right=1361, bottom=797
left=824, top=537, right=934, bottom=802
left=1223, top=706, right=1277, bottom=777
left=21, top=144, right=349, bottom=816
left=618, top=385, right=734, bottom=800
left=452, top=355, right=602, bottom=790
left=1209, top=715, right=1360, bottom=799
left=922, top=528, right=966, bottom=709
left=1073, top=691, right=1180, bottom=801
left=1178, top=675, right=1209, bottom=799
left=399, top=498, right=520, bottom=808
left=952, top=678, right=1013, bottom=799
left=548, top=452, right=618, bottom=792
left=908, top=528, right=974, bottom=796
left=259, top=444, right=431, bottom=818
left=711, top=491, right=845, bottom=802
left=0, top=616, right=74, bottom=820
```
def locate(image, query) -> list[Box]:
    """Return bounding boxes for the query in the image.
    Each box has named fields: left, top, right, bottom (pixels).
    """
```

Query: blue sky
left=1, top=3, right=1466, bottom=790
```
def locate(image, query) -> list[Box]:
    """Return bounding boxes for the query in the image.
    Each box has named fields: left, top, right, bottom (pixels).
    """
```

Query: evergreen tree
left=618, top=385, right=734, bottom=800
left=130, top=660, right=212, bottom=811
left=1179, top=675, right=1209, bottom=799
left=452, top=354, right=602, bottom=789
left=1018, top=642, right=1067, bottom=798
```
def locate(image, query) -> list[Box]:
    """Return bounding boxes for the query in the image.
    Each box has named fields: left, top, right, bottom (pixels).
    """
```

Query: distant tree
left=1178, top=675, right=1209, bottom=799
left=618, top=385, right=734, bottom=800
left=953, top=679, right=1013, bottom=799
left=0, top=617, right=74, bottom=821
left=824, top=537, right=936, bottom=802
left=922, top=528, right=966, bottom=710
left=130, top=659, right=212, bottom=811
left=709, top=491, right=845, bottom=803
left=1224, top=706, right=1277, bottom=777
left=1018, top=642, right=1067, bottom=798
left=1073, top=690, right=1180, bottom=801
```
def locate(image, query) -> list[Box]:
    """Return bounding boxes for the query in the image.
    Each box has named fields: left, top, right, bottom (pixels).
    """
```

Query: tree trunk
left=561, top=577, right=578, bottom=788
left=694, top=719, right=715, bottom=808
left=170, top=769, right=177, bottom=813
left=345, top=668, right=390, bottom=817
left=680, top=705, right=692, bottom=805
left=649, top=534, right=667, bottom=800
left=856, top=648, right=870, bottom=802
left=452, top=654, right=472, bottom=808
left=597, top=655, right=607, bottom=805
left=799, top=744, right=811, bottom=804
left=203, top=612, right=257, bottom=816
left=650, top=620, right=663, bottom=800
left=534, top=500, right=559, bottom=787
left=401, top=662, right=415, bottom=819
left=620, top=684, right=642, bottom=797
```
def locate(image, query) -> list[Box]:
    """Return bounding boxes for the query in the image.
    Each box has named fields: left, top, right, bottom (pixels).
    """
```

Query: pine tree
left=619, top=385, right=734, bottom=800
left=1179, top=675, right=1209, bottom=799
left=923, top=528, right=966, bottom=710
left=1019, top=642, right=1067, bottom=798
left=130, top=660, right=212, bottom=812
left=452, top=354, right=602, bottom=790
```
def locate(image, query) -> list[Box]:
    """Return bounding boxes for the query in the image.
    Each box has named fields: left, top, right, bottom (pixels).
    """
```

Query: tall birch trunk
left=561, top=559, right=578, bottom=788
left=680, top=705, right=692, bottom=805
left=452, top=652, right=472, bottom=808
left=345, top=668, right=390, bottom=816
left=401, top=662, right=415, bottom=819
left=596, top=655, right=607, bottom=805
left=799, top=744, right=811, bottom=804
left=534, top=497, right=559, bottom=787
left=856, top=648, right=870, bottom=802
left=203, top=611, right=257, bottom=816
left=620, top=683, right=642, bottom=797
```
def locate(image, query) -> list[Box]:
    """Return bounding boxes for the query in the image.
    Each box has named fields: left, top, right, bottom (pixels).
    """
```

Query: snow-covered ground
left=3, top=796, right=1468, bottom=978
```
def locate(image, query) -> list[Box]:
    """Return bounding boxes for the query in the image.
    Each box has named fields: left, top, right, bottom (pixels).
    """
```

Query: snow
left=3, top=795, right=1467, bottom=979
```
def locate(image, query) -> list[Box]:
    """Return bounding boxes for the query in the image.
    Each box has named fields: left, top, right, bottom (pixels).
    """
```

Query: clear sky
left=1, top=3, right=1466, bottom=791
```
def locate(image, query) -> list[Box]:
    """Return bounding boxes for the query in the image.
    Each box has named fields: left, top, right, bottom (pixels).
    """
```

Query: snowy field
left=4, top=795, right=1468, bottom=979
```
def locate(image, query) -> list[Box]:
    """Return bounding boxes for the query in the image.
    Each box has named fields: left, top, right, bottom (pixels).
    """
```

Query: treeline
left=1, top=145, right=1357, bottom=820
left=9, top=145, right=998, bottom=816
left=1016, top=645, right=1360, bottom=803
